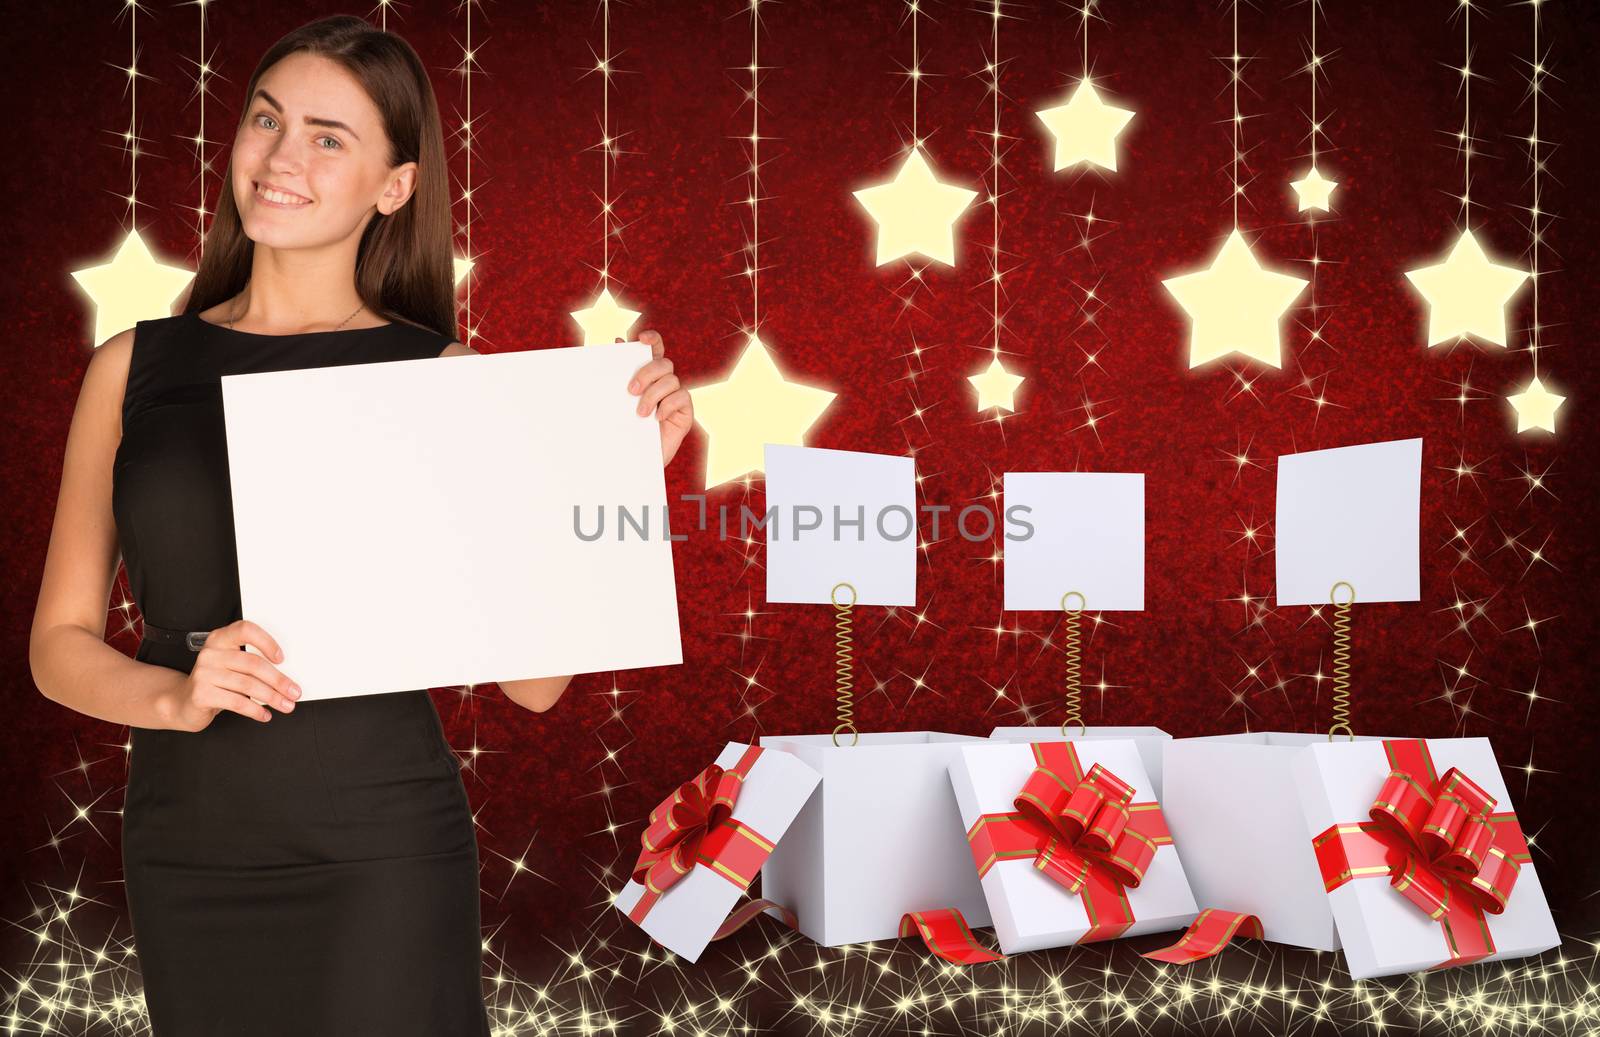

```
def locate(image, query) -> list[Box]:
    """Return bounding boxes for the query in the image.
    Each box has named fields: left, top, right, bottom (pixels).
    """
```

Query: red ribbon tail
left=899, top=908, right=1005, bottom=965
left=710, top=898, right=797, bottom=942
left=1140, top=909, right=1264, bottom=965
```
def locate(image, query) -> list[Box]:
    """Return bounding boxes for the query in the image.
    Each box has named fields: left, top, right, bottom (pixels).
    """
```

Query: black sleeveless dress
left=112, top=312, right=492, bottom=1036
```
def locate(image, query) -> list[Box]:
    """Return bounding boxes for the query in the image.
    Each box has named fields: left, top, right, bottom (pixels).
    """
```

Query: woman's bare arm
left=29, top=329, right=188, bottom=729
left=437, top=337, right=576, bottom=714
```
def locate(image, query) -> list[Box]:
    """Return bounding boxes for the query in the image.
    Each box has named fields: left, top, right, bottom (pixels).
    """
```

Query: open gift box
left=1164, top=733, right=1558, bottom=978
left=949, top=738, right=1198, bottom=953
left=758, top=732, right=992, bottom=946
left=616, top=742, right=820, bottom=963
left=991, top=726, right=1172, bottom=799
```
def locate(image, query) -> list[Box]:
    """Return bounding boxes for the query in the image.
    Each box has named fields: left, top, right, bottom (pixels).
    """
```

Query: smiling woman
left=27, top=14, right=495, bottom=1037
left=185, top=19, right=456, bottom=339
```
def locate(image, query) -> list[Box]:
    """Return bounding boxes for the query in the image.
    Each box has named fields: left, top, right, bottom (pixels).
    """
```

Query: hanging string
left=1328, top=581, right=1355, bottom=740
left=1060, top=591, right=1086, bottom=736
left=832, top=582, right=859, bottom=747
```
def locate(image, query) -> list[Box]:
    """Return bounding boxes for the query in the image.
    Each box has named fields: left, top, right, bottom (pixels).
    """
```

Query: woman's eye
left=255, top=113, right=277, bottom=130
left=317, top=136, right=342, bottom=151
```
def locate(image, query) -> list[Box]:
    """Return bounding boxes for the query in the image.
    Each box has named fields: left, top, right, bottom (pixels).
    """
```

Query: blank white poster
left=1003, top=472, right=1145, bottom=612
left=221, top=342, right=682, bottom=700
left=763, top=445, right=916, bottom=607
left=1275, top=437, right=1422, bottom=607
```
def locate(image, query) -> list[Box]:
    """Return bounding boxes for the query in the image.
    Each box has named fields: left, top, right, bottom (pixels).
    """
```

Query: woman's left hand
left=626, top=329, right=693, bottom=468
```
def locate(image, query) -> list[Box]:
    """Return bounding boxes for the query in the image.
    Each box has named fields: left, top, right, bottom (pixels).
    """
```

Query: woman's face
left=231, top=51, right=416, bottom=250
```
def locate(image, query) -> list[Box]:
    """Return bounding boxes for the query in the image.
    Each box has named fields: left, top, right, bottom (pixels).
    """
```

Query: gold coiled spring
left=832, top=582, right=858, bottom=747
left=1328, top=581, right=1355, bottom=741
left=1060, top=591, right=1086, bottom=737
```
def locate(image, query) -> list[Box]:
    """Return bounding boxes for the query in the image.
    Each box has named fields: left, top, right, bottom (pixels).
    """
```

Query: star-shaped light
left=1161, top=228, right=1309, bottom=370
left=1507, top=375, right=1566, bottom=434
left=1404, top=229, right=1530, bottom=348
left=1290, top=166, right=1338, bottom=212
left=70, top=228, right=194, bottom=347
left=967, top=355, right=1026, bottom=412
left=453, top=255, right=475, bottom=288
left=689, top=335, right=837, bottom=489
left=569, top=285, right=643, bottom=346
left=1034, top=79, right=1136, bottom=173
left=851, top=146, right=979, bottom=266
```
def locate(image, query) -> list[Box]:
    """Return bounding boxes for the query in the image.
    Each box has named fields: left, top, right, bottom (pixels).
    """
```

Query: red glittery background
left=3, top=0, right=1597, bottom=1014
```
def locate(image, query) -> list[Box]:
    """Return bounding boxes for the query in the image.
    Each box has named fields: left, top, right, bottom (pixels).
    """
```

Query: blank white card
left=221, top=343, right=682, bottom=700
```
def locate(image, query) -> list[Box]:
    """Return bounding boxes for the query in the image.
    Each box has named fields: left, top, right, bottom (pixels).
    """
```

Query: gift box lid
left=615, top=742, right=821, bottom=963
left=1291, top=736, right=1559, bottom=979
left=949, top=737, right=1199, bottom=953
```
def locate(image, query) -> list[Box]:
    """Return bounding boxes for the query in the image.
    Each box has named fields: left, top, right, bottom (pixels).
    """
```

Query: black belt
left=140, top=621, right=213, bottom=652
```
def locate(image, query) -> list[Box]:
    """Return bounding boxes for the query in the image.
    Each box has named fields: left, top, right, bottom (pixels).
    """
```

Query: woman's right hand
left=165, top=619, right=303, bottom=731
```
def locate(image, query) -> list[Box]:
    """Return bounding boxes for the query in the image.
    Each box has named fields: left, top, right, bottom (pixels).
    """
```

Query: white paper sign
left=1003, top=472, right=1144, bottom=611
left=1275, top=438, right=1422, bottom=606
left=763, top=445, right=916, bottom=607
left=221, top=342, right=682, bottom=699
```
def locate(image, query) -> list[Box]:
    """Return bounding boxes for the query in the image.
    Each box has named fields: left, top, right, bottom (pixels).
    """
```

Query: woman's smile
left=253, top=180, right=313, bottom=208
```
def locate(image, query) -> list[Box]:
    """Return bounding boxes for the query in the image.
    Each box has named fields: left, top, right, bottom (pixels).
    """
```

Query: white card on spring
left=763, top=445, right=916, bottom=607
left=1275, top=438, right=1422, bottom=607
left=1003, top=472, right=1144, bottom=611
left=220, top=342, right=682, bottom=700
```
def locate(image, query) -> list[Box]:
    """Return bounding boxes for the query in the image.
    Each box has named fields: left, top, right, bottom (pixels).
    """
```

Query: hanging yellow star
left=1404, top=229, right=1530, bottom=348
left=689, top=335, right=837, bottom=489
left=569, top=285, right=643, bottom=346
left=1507, top=375, right=1566, bottom=434
left=851, top=146, right=979, bottom=266
left=70, top=228, right=194, bottom=347
left=967, top=354, right=1026, bottom=412
left=453, top=255, right=475, bottom=288
left=1290, top=166, right=1338, bottom=212
left=1034, top=79, right=1136, bottom=173
left=1161, top=228, right=1309, bottom=370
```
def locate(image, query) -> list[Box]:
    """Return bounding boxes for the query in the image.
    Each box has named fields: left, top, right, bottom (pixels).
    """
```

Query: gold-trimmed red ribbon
left=1140, top=909, right=1263, bottom=964
left=1311, top=739, right=1532, bottom=969
left=966, top=742, right=1172, bottom=943
left=627, top=745, right=779, bottom=926
left=899, top=908, right=1004, bottom=965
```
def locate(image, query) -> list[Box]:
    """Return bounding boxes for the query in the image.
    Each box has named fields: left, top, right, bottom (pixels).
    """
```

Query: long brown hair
left=183, top=15, right=456, bottom=339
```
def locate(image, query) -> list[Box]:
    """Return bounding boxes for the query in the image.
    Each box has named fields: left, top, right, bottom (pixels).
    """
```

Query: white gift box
left=948, top=739, right=1198, bottom=953
left=616, top=742, right=820, bottom=963
left=757, top=732, right=991, bottom=946
left=990, top=726, right=1172, bottom=799
left=1163, top=732, right=1384, bottom=950
left=1292, top=737, right=1558, bottom=979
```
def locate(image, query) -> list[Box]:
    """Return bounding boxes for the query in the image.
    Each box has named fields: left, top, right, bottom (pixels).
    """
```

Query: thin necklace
left=226, top=298, right=366, bottom=333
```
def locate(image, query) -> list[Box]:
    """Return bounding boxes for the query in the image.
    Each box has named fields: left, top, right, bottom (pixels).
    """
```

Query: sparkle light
left=1404, top=0, right=1530, bottom=352
left=688, top=0, right=837, bottom=487
left=966, top=0, right=1027, bottom=420
left=1505, top=0, right=1566, bottom=435
left=568, top=0, right=645, bottom=345
left=1160, top=3, right=1306, bottom=373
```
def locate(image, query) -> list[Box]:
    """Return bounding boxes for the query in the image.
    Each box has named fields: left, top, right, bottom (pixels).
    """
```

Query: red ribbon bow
left=967, top=742, right=1171, bottom=943
left=1371, top=764, right=1521, bottom=920
left=632, top=752, right=756, bottom=897
left=1313, top=739, right=1532, bottom=968
left=1014, top=760, right=1159, bottom=894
